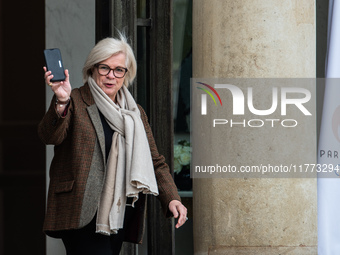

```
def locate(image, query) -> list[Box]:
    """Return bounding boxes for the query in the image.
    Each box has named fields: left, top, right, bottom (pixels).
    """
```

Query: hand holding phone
left=43, top=48, right=72, bottom=105
left=44, top=48, right=66, bottom=82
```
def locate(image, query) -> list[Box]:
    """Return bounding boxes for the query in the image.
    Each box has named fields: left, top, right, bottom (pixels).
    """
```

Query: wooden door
left=96, top=0, right=174, bottom=254
left=0, top=0, right=46, bottom=254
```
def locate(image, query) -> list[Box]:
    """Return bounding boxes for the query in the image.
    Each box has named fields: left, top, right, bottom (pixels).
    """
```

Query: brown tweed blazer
left=38, top=83, right=180, bottom=243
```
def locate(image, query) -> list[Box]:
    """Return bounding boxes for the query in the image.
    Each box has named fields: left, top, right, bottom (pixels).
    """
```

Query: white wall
left=45, top=1, right=95, bottom=254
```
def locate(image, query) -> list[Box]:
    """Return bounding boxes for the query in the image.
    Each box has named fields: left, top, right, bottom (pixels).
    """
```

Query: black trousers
left=61, top=203, right=135, bottom=255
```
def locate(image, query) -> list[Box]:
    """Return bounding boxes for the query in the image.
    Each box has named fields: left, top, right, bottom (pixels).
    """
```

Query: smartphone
left=44, top=48, right=66, bottom=82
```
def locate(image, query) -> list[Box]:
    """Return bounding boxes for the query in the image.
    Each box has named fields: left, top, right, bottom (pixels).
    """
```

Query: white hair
left=82, top=32, right=136, bottom=87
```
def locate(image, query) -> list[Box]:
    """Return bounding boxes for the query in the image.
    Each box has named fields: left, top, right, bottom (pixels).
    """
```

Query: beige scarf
left=88, top=77, right=159, bottom=235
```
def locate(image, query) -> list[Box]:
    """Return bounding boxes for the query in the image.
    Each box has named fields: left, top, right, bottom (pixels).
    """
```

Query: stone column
left=192, top=1, right=316, bottom=254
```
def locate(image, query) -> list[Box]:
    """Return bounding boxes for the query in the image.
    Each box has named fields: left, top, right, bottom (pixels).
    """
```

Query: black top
left=98, top=111, right=114, bottom=161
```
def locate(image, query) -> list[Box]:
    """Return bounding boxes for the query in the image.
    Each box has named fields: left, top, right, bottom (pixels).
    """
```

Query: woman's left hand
left=169, top=200, right=188, bottom=228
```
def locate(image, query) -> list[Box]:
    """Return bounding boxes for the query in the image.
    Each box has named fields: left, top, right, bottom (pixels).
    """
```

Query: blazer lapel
left=87, top=105, right=106, bottom=167
left=80, top=83, right=106, bottom=166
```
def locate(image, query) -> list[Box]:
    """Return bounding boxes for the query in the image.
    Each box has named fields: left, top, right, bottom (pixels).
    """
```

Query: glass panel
left=137, top=26, right=150, bottom=114
left=136, top=3, right=150, bottom=254
left=173, top=0, right=192, bottom=191
left=137, top=0, right=147, bottom=19
left=173, top=1, right=193, bottom=255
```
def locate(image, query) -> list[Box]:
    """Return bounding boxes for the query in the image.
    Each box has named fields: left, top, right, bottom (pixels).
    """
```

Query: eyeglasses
left=95, top=64, right=128, bottom=78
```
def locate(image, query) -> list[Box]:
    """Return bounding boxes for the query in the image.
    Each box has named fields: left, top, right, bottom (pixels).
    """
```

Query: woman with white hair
left=39, top=34, right=187, bottom=254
